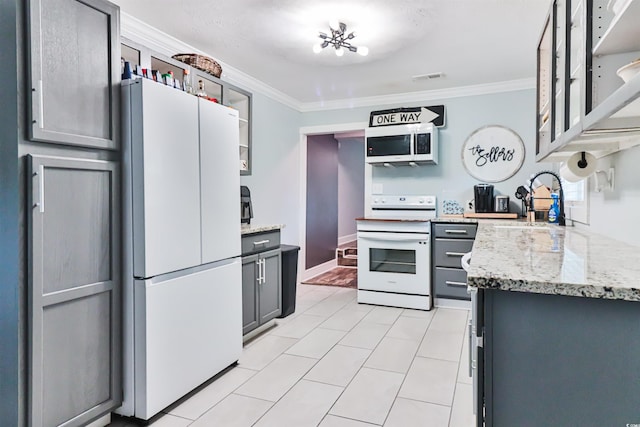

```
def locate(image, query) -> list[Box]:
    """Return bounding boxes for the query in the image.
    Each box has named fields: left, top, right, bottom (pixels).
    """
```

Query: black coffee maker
left=474, top=184, right=494, bottom=213
left=241, top=185, right=253, bottom=224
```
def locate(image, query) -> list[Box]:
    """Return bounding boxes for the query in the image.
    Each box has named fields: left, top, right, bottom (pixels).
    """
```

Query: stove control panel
left=371, top=195, right=436, bottom=210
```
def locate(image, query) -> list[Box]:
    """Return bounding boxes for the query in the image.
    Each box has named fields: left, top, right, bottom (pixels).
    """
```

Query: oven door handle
left=358, top=232, right=429, bottom=243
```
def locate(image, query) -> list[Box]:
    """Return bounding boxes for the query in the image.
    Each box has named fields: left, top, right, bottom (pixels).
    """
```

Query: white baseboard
left=338, top=233, right=357, bottom=246
left=302, top=259, right=337, bottom=281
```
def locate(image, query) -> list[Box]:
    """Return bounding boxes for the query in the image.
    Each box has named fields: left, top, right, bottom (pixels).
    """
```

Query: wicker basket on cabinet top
left=172, top=53, right=222, bottom=78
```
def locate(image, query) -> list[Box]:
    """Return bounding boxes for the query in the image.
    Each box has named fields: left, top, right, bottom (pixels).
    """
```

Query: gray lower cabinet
left=242, top=248, right=282, bottom=335
left=28, top=0, right=120, bottom=150
left=259, top=251, right=282, bottom=323
left=241, top=256, right=259, bottom=333
left=27, top=155, right=121, bottom=427
left=432, top=223, right=477, bottom=300
left=481, top=289, right=640, bottom=426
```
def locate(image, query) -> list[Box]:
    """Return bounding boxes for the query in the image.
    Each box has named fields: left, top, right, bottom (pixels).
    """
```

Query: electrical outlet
left=465, top=199, right=475, bottom=213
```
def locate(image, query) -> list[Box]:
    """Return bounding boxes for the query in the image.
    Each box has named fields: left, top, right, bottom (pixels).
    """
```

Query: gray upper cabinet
left=28, top=0, right=120, bottom=150
left=27, top=155, right=121, bottom=427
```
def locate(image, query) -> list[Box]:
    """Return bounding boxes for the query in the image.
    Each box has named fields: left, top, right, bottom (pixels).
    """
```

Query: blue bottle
left=548, top=193, right=559, bottom=224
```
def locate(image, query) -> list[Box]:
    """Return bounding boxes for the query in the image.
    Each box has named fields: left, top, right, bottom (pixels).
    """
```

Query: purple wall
left=306, top=134, right=338, bottom=269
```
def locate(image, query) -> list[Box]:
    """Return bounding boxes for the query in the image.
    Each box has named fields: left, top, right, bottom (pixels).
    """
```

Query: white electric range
left=357, top=195, right=436, bottom=310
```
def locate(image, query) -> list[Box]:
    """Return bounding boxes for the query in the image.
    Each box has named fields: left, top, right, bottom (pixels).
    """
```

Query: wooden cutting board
left=463, top=212, right=519, bottom=219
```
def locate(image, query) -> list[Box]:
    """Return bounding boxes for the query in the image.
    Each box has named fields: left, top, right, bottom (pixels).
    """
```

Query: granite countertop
left=241, top=224, right=285, bottom=235
left=432, top=216, right=483, bottom=224
left=466, top=221, right=640, bottom=302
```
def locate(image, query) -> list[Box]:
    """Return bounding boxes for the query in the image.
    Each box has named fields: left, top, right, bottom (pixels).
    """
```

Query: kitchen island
left=466, top=221, right=640, bottom=427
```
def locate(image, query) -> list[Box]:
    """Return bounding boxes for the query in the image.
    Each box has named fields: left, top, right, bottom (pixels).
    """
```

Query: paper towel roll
left=559, top=152, right=597, bottom=182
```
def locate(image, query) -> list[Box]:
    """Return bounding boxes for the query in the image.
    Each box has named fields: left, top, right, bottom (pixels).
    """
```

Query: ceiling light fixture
left=313, top=22, right=368, bottom=57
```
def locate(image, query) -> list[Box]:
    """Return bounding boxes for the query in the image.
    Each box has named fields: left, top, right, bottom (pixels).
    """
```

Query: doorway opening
left=298, top=122, right=367, bottom=282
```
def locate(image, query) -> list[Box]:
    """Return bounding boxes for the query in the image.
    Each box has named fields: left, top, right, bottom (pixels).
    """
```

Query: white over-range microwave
left=365, top=122, right=438, bottom=164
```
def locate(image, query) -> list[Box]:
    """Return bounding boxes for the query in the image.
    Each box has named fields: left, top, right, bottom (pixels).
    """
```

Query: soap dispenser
left=548, top=193, right=560, bottom=224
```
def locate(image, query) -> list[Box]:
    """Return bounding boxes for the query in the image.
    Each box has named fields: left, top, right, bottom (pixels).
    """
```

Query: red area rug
left=302, top=267, right=357, bottom=289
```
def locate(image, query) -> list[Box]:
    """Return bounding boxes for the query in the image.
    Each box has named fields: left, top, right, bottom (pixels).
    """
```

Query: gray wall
left=371, top=90, right=537, bottom=210
left=0, top=0, right=22, bottom=424
left=337, top=137, right=364, bottom=239
left=580, top=145, right=640, bottom=246
left=302, top=89, right=540, bottom=214
left=305, top=134, right=339, bottom=269
left=239, top=91, right=301, bottom=245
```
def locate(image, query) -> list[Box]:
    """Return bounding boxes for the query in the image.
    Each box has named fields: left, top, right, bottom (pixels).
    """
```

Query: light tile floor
left=110, top=284, right=473, bottom=427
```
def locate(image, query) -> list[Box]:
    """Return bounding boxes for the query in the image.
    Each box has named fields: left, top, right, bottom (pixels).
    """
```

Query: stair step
left=336, top=246, right=357, bottom=267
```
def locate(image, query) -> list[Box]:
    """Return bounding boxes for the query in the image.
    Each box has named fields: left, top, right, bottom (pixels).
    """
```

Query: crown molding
left=120, top=12, right=303, bottom=111
left=297, top=78, right=536, bottom=112
left=121, top=13, right=534, bottom=114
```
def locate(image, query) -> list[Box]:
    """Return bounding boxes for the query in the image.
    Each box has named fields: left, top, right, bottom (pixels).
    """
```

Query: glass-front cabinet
left=536, top=0, right=640, bottom=162
left=554, top=0, right=569, bottom=140
left=121, top=38, right=253, bottom=175
left=536, top=6, right=554, bottom=156
left=568, top=0, right=584, bottom=128
left=224, top=85, right=252, bottom=175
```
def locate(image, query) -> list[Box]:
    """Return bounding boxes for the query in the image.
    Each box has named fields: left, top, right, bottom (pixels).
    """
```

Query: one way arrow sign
left=369, top=105, right=446, bottom=128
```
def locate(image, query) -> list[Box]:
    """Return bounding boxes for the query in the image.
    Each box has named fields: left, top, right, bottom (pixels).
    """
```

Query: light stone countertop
left=463, top=220, right=640, bottom=302
left=432, top=216, right=484, bottom=224
left=241, top=224, right=284, bottom=235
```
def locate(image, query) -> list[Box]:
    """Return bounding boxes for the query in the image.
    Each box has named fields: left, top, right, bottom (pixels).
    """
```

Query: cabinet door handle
left=445, top=252, right=466, bottom=257
left=260, top=259, right=264, bottom=285
left=256, top=259, right=263, bottom=284
left=253, top=239, right=270, bottom=246
left=446, top=280, right=467, bottom=287
left=445, top=229, right=467, bottom=234
left=259, top=259, right=263, bottom=284
left=32, top=165, right=45, bottom=213
left=32, top=80, right=44, bottom=129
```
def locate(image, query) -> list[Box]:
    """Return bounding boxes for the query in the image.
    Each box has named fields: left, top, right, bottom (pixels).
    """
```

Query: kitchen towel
left=559, top=151, right=597, bottom=182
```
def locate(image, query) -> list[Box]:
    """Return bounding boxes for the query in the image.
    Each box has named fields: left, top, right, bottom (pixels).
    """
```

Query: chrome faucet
left=527, top=170, right=566, bottom=226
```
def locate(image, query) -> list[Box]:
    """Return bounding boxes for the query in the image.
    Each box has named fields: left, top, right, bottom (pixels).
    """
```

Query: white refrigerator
left=119, top=78, right=242, bottom=420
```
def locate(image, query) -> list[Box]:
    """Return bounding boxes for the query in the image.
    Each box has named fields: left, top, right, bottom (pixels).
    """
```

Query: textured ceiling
left=112, top=0, right=551, bottom=103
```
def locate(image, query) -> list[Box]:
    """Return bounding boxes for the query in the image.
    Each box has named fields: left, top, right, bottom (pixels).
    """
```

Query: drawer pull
left=446, top=280, right=468, bottom=287
left=445, top=229, right=468, bottom=234
left=445, top=252, right=466, bottom=257
left=253, top=239, right=270, bottom=246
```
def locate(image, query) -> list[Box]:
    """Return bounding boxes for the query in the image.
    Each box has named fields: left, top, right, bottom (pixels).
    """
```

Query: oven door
left=357, top=231, right=430, bottom=295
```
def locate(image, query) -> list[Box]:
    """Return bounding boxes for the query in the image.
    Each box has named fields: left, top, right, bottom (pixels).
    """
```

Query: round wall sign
left=461, top=125, right=525, bottom=182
